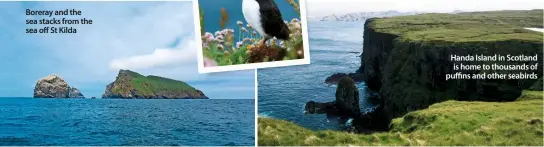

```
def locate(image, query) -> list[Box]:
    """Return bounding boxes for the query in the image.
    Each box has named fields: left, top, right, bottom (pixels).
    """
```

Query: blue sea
left=0, top=98, right=254, bottom=146
left=258, top=21, right=375, bottom=130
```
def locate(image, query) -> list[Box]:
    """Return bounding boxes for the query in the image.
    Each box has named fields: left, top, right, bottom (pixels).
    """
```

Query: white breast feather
left=242, top=0, right=266, bottom=38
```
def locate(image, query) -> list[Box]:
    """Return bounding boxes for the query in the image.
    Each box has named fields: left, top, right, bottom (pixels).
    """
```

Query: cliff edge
left=359, top=10, right=544, bottom=117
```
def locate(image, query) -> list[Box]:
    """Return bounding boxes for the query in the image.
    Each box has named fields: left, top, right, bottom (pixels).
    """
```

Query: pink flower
left=236, top=41, right=244, bottom=48
left=204, top=32, right=214, bottom=42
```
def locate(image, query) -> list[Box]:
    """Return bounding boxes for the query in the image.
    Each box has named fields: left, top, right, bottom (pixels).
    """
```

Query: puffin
left=242, top=0, right=291, bottom=47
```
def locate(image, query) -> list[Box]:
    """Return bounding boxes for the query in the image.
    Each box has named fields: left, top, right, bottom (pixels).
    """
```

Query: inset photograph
left=196, top=0, right=309, bottom=73
left=0, top=1, right=254, bottom=146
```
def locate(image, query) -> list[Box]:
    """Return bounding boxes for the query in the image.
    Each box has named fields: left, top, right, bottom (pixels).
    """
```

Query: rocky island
left=259, top=10, right=544, bottom=146
left=34, top=74, right=84, bottom=98
left=102, top=70, right=208, bottom=99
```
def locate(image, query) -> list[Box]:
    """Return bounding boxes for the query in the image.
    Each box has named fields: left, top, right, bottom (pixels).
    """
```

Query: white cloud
left=0, top=1, right=255, bottom=98
left=109, top=40, right=197, bottom=70
left=10, top=2, right=198, bottom=83
left=306, top=0, right=544, bottom=17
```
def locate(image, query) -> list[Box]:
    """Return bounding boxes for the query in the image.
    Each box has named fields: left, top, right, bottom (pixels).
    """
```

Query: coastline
left=258, top=9, right=544, bottom=145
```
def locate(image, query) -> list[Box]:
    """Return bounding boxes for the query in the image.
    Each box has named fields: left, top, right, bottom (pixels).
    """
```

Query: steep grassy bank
left=359, top=10, right=544, bottom=117
left=258, top=91, right=543, bottom=146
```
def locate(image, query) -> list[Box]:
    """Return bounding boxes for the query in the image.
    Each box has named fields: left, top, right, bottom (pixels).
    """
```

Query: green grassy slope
left=106, top=70, right=201, bottom=98
left=369, top=10, right=543, bottom=42
left=258, top=91, right=544, bottom=146
left=130, top=75, right=197, bottom=96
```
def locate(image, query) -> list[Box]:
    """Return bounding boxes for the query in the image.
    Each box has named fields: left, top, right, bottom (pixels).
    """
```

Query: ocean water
left=0, top=98, right=254, bottom=146
left=258, top=21, right=375, bottom=130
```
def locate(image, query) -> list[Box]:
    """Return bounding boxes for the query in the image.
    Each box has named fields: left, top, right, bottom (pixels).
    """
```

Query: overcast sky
left=306, top=0, right=544, bottom=17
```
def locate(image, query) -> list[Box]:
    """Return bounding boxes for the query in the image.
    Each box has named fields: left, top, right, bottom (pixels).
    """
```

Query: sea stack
left=335, top=77, right=361, bottom=117
left=33, top=74, right=85, bottom=98
left=102, top=70, right=208, bottom=99
left=305, top=77, right=361, bottom=117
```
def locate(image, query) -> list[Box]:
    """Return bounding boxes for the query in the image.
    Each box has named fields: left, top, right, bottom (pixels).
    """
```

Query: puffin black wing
left=257, top=0, right=291, bottom=40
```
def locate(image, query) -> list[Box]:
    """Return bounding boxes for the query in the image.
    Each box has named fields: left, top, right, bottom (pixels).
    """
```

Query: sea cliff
left=359, top=10, right=544, bottom=117
left=258, top=9, right=544, bottom=146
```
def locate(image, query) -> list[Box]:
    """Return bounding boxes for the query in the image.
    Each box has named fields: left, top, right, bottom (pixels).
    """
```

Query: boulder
left=34, top=75, right=83, bottom=98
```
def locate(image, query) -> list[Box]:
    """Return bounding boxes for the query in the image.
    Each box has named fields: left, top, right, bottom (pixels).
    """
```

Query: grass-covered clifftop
left=258, top=91, right=543, bottom=146
left=102, top=70, right=207, bottom=99
left=368, top=10, right=543, bottom=42
left=359, top=10, right=544, bottom=117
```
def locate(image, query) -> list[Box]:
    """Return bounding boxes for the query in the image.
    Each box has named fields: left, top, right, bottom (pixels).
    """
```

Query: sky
left=0, top=1, right=255, bottom=99
left=306, top=0, right=544, bottom=17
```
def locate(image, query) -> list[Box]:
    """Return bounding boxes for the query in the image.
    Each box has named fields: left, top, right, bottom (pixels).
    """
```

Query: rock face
left=352, top=104, right=392, bottom=133
left=325, top=73, right=365, bottom=85
left=34, top=75, right=84, bottom=98
left=359, top=10, right=544, bottom=118
left=335, top=77, right=361, bottom=117
left=305, top=77, right=361, bottom=117
left=68, top=88, right=84, bottom=98
left=305, top=101, right=336, bottom=114
left=102, top=70, right=208, bottom=99
left=306, top=77, right=390, bottom=133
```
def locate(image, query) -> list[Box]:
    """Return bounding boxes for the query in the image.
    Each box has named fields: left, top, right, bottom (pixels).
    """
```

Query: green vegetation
left=259, top=90, right=544, bottom=146
left=200, top=1, right=304, bottom=66
left=369, top=10, right=543, bottom=42
left=107, top=70, right=200, bottom=98
left=361, top=9, right=543, bottom=118
left=517, top=90, right=543, bottom=101
left=128, top=75, right=197, bottom=96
